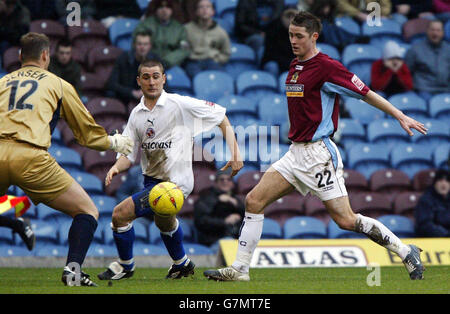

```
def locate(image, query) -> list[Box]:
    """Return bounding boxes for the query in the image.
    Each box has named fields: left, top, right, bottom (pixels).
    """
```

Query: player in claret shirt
left=204, top=11, right=428, bottom=282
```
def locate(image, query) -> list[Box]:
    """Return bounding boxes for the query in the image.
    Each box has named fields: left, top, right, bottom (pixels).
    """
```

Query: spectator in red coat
left=371, top=40, right=413, bottom=96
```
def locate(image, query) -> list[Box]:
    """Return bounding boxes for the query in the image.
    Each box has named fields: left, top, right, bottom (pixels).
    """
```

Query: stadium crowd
left=0, top=0, right=449, bottom=257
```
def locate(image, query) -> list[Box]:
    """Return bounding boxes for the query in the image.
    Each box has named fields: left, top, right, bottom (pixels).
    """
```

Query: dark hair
left=291, top=11, right=323, bottom=36
left=138, top=59, right=165, bottom=76
left=133, top=30, right=152, bottom=44
left=433, top=169, right=449, bottom=184
left=144, top=0, right=185, bottom=23
left=20, top=32, right=50, bottom=62
left=55, top=38, right=72, bottom=51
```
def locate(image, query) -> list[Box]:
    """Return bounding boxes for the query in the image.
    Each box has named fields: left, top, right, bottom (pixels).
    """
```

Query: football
left=149, top=182, right=184, bottom=217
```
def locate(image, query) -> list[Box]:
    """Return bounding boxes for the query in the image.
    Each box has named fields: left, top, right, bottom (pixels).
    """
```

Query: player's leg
left=45, top=181, right=99, bottom=286
left=98, top=196, right=137, bottom=280
left=323, top=196, right=424, bottom=279
left=154, top=214, right=195, bottom=279
left=0, top=216, right=35, bottom=250
left=204, top=166, right=294, bottom=281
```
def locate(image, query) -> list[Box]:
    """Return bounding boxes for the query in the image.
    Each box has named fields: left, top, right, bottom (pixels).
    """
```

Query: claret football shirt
left=285, top=52, right=370, bottom=143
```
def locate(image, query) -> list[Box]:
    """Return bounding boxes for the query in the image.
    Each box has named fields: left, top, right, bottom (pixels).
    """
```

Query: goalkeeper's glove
left=109, top=133, right=134, bottom=156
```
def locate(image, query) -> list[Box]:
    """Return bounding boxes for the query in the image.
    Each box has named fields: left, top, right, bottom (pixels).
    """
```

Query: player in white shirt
left=98, top=60, right=243, bottom=281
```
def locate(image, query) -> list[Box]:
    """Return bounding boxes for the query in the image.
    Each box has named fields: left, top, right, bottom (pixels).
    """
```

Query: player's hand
left=398, top=114, right=428, bottom=136
left=105, top=166, right=120, bottom=186
left=109, top=133, right=134, bottom=155
left=220, top=159, right=244, bottom=177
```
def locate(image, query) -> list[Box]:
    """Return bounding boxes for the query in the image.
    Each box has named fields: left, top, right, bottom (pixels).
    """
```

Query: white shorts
left=272, top=138, right=347, bottom=201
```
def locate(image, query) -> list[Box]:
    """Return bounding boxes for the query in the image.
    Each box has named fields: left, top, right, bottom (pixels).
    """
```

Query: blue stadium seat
left=184, top=243, right=215, bottom=255
left=29, top=220, right=59, bottom=244
left=34, top=244, right=68, bottom=257
left=48, top=145, right=82, bottom=171
left=345, top=98, right=385, bottom=125
left=327, top=220, right=366, bottom=239
left=0, top=227, right=14, bottom=244
left=338, top=146, right=347, bottom=167
left=134, top=221, right=150, bottom=244
left=0, top=245, right=33, bottom=257
left=388, top=92, right=428, bottom=120
left=317, top=43, right=341, bottom=61
left=68, top=170, right=103, bottom=195
left=261, top=218, right=283, bottom=239
left=165, top=66, right=192, bottom=95
left=377, top=215, right=415, bottom=238
left=93, top=222, right=105, bottom=244
left=87, top=244, right=117, bottom=257
left=51, top=128, right=62, bottom=145
left=412, top=119, right=450, bottom=150
left=134, top=243, right=168, bottom=256
left=342, top=44, right=381, bottom=68
left=136, top=0, right=151, bottom=13
left=367, top=118, right=410, bottom=149
left=91, top=195, right=116, bottom=218
left=215, top=0, right=238, bottom=18
left=109, top=18, right=140, bottom=51
left=258, top=94, right=289, bottom=126
left=390, top=144, right=434, bottom=178
left=283, top=217, right=327, bottom=239
left=362, top=18, right=403, bottom=48
left=338, top=118, right=366, bottom=149
left=193, top=71, right=234, bottom=103
left=446, top=19, right=450, bottom=42
left=278, top=71, right=288, bottom=94
left=58, top=221, right=72, bottom=245
left=348, top=144, right=390, bottom=179
left=103, top=223, right=114, bottom=245
left=225, top=43, right=257, bottom=79
left=349, top=62, right=373, bottom=86
left=216, top=95, right=258, bottom=118
left=434, top=143, right=450, bottom=169
left=335, top=16, right=361, bottom=38
left=236, top=70, right=278, bottom=102
left=429, top=93, right=450, bottom=123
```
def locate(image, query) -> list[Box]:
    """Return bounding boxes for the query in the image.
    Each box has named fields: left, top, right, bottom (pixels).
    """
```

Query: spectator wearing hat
left=133, top=0, right=189, bottom=68
left=184, top=0, right=231, bottom=78
left=415, top=169, right=450, bottom=237
left=405, top=19, right=450, bottom=101
left=194, top=169, right=244, bottom=249
left=371, top=40, right=413, bottom=96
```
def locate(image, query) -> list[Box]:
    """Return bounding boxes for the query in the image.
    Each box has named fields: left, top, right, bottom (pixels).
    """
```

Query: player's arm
left=60, top=80, right=133, bottom=154
left=363, top=90, right=428, bottom=136
left=218, top=115, right=244, bottom=177
left=105, top=155, right=132, bottom=186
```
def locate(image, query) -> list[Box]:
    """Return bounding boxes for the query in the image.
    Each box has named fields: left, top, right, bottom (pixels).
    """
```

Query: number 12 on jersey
left=6, top=80, right=38, bottom=110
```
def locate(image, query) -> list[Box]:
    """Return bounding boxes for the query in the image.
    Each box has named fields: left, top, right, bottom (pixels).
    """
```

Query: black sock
left=0, top=215, right=22, bottom=232
left=66, top=214, right=98, bottom=268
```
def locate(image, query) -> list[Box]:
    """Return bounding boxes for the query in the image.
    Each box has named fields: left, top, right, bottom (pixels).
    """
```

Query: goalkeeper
left=0, top=33, right=134, bottom=287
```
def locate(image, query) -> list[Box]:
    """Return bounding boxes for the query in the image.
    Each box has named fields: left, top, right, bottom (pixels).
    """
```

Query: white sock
left=355, top=214, right=411, bottom=260
left=231, top=212, right=264, bottom=274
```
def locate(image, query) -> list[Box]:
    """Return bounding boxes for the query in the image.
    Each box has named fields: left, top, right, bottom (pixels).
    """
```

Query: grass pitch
left=0, top=266, right=448, bottom=294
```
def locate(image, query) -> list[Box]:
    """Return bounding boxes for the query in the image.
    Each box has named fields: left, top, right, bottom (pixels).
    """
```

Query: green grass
left=0, top=266, right=448, bottom=294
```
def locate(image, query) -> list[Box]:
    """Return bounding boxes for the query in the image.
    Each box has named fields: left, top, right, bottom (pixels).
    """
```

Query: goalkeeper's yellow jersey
left=0, top=64, right=110, bottom=150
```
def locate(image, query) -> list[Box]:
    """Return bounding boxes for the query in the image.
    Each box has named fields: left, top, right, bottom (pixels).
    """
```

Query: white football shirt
left=122, top=90, right=226, bottom=197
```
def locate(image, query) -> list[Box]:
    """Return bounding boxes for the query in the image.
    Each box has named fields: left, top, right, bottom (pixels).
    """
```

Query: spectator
left=48, top=39, right=82, bottom=95
left=433, top=0, right=450, bottom=21
left=415, top=169, right=450, bottom=237
left=234, top=0, right=284, bottom=56
left=55, top=0, right=97, bottom=24
left=194, top=170, right=245, bottom=249
left=371, top=40, right=413, bottom=96
left=184, top=0, right=231, bottom=78
left=261, top=6, right=297, bottom=77
left=0, top=0, right=30, bottom=57
left=94, top=0, right=141, bottom=28
left=143, top=0, right=186, bottom=23
left=133, top=0, right=189, bottom=68
left=392, top=0, right=434, bottom=19
left=106, top=31, right=161, bottom=104
left=336, top=0, right=391, bottom=23
left=405, top=19, right=450, bottom=101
